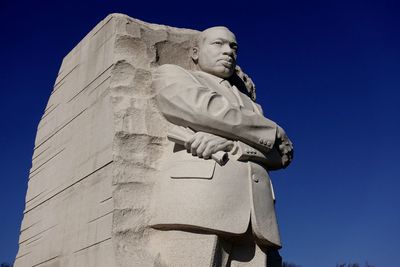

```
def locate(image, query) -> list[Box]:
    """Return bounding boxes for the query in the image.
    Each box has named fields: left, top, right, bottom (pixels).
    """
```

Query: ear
left=191, top=47, right=199, bottom=62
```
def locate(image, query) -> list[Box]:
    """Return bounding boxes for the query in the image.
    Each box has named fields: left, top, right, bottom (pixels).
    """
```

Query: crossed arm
left=184, top=127, right=293, bottom=169
left=153, top=64, right=293, bottom=168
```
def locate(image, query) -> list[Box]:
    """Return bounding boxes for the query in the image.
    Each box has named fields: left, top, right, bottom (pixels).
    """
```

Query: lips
left=219, top=57, right=233, bottom=63
left=218, top=58, right=234, bottom=67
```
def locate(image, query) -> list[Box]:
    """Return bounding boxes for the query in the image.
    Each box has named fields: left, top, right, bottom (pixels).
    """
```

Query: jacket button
left=266, top=140, right=272, bottom=147
left=252, top=174, right=259, bottom=183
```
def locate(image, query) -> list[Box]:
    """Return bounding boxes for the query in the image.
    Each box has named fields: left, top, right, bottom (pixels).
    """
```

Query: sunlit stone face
left=194, top=27, right=238, bottom=79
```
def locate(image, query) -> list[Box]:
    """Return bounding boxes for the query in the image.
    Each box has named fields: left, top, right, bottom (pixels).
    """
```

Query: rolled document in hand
left=167, top=126, right=229, bottom=166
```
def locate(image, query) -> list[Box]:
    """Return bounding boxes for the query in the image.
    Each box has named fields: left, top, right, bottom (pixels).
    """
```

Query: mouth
left=219, top=57, right=233, bottom=63
left=218, top=58, right=235, bottom=68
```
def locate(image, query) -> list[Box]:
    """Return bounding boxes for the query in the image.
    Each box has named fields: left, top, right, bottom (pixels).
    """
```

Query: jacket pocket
left=169, top=160, right=216, bottom=179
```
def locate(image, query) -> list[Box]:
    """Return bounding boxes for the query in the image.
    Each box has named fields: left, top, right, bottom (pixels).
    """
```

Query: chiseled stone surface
left=15, top=13, right=198, bottom=267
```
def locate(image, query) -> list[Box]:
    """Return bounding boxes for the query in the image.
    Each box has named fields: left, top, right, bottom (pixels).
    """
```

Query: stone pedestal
left=15, top=14, right=198, bottom=267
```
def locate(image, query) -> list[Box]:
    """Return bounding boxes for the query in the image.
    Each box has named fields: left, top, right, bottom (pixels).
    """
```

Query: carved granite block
left=15, top=13, right=198, bottom=267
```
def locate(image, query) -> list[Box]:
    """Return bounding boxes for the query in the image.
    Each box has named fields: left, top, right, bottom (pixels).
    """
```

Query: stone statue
left=14, top=14, right=292, bottom=266
left=148, top=26, right=293, bottom=266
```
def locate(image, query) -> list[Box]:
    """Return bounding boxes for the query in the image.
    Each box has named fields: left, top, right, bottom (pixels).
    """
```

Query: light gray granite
left=15, top=14, right=293, bottom=267
left=15, top=13, right=198, bottom=267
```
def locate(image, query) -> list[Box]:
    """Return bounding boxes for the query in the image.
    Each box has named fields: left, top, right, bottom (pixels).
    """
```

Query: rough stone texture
left=15, top=13, right=198, bottom=267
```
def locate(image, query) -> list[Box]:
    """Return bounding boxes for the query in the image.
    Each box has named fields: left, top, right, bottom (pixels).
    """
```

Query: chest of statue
left=193, top=71, right=257, bottom=113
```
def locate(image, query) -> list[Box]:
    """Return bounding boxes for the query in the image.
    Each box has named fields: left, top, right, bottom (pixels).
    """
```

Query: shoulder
left=155, top=64, right=192, bottom=77
left=153, top=64, right=200, bottom=89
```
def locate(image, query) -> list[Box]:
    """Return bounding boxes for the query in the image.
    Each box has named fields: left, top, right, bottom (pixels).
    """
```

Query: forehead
left=201, top=28, right=237, bottom=43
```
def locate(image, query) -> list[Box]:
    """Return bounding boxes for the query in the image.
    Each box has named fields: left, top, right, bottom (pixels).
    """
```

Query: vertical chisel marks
left=73, top=237, right=111, bottom=254
left=15, top=251, right=31, bottom=260
left=67, top=64, right=113, bottom=103
left=87, top=210, right=113, bottom=224
left=41, top=103, right=59, bottom=120
left=24, top=160, right=113, bottom=214
left=90, top=16, right=113, bottom=39
left=27, top=167, right=45, bottom=180
left=19, top=224, right=58, bottom=245
left=88, top=76, right=111, bottom=96
left=50, top=80, right=66, bottom=96
left=99, top=196, right=112, bottom=203
left=29, top=148, right=66, bottom=178
left=31, top=256, right=60, bottom=267
left=34, top=108, right=87, bottom=150
left=94, top=34, right=115, bottom=53
left=25, top=236, right=42, bottom=247
left=32, top=146, right=50, bottom=161
left=52, top=64, right=80, bottom=94
left=20, top=220, right=41, bottom=233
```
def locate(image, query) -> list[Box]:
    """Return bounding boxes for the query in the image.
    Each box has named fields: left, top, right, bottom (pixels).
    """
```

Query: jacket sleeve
left=153, top=64, right=278, bottom=154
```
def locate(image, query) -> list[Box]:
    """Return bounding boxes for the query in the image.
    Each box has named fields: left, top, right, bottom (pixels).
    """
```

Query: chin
left=218, top=73, right=232, bottom=79
left=213, top=67, right=234, bottom=79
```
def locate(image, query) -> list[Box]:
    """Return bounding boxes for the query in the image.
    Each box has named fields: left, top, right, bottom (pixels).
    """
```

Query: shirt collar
left=195, top=70, right=231, bottom=86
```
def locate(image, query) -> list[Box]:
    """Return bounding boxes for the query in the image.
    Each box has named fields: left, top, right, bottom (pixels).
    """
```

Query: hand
left=185, top=132, right=234, bottom=159
left=276, top=126, right=294, bottom=167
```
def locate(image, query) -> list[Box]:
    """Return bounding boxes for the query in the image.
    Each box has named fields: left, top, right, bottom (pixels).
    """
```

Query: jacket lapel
left=194, top=71, right=241, bottom=107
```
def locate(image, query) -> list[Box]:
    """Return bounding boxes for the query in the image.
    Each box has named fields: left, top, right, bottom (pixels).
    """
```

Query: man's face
left=194, top=27, right=238, bottom=79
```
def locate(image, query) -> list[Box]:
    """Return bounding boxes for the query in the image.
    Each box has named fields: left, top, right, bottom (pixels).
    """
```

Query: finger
left=279, top=143, right=291, bottom=154
left=223, top=141, right=234, bottom=151
left=202, top=141, right=216, bottom=159
left=191, top=136, right=202, bottom=156
left=196, top=140, right=207, bottom=158
left=185, top=142, right=191, bottom=153
left=279, top=144, right=285, bottom=152
left=185, top=136, right=196, bottom=151
left=214, top=141, right=231, bottom=152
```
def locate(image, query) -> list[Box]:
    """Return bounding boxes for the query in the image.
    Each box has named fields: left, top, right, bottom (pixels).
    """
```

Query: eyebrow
left=211, top=38, right=238, bottom=47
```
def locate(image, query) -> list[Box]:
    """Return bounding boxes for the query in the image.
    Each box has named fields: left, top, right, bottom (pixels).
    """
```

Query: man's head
left=191, top=26, right=238, bottom=79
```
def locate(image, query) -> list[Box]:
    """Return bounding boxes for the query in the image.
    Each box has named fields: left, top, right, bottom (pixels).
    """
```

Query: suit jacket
left=149, top=64, right=290, bottom=248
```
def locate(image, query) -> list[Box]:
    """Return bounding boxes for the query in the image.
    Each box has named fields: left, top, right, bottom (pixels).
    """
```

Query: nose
left=222, top=44, right=235, bottom=56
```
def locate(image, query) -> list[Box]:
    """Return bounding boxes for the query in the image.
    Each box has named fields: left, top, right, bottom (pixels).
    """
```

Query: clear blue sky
left=1, top=0, right=399, bottom=266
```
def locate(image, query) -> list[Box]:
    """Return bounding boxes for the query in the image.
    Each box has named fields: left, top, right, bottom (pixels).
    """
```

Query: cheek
left=200, top=54, right=216, bottom=68
left=204, top=48, right=221, bottom=61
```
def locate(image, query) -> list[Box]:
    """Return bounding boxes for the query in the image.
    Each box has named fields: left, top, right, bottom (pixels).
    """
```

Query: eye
left=212, top=41, right=223, bottom=45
